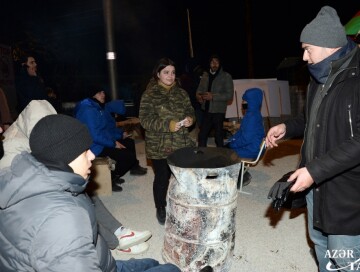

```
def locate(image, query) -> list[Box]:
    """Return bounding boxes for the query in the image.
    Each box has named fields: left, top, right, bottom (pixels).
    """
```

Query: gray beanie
left=30, top=114, right=93, bottom=164
left=300, top=6, right=347, bottom=48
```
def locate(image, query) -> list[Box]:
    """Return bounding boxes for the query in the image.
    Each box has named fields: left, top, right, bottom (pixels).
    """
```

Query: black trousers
left=151, top=159, right=172, bottom=209
left=198, top=111, right=225, bottom=147
left=99, top=137, right=139, bottom=178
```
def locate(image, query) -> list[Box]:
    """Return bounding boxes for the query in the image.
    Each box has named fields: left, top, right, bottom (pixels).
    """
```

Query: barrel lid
left=167, top=147, right=240, bottom=168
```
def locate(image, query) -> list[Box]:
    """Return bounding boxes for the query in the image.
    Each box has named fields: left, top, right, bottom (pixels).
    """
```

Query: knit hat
left=30, top=114, right=93, bottom=164
left=300, top=6, right=347, bottom=48
left=85, top=84, right=108, bottom=99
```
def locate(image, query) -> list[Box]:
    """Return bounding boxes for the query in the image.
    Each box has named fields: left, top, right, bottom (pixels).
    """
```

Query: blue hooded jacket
left=228, top=88, right=265, bottom=159
left=74, top=98, right=126, bottom=156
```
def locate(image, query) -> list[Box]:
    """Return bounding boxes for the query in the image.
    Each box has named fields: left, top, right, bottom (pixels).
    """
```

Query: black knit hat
left=300, top=6, right=347, bottom=48
left=30, top=114, right=93, bottom=164
left=85, top=83, right=109, bottom=99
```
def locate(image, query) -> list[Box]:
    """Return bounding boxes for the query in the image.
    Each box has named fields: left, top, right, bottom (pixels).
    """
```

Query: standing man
left=266, top=6, right=360, bottom=272
left=196, top=54, right=233, bottom=147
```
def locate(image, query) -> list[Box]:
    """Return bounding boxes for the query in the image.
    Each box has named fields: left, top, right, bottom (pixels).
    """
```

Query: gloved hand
left=268, top=171, right=296, bottom=211
left=268, top=181, right=295, bottom=211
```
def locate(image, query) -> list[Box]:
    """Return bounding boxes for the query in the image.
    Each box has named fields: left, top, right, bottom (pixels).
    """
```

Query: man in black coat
left=266, top=6, right=360, bottom=272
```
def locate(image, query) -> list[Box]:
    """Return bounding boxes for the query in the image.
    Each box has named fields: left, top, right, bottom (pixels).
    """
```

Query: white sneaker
left=112, top=242, right=150, bottom=257
left=117, top=228, right=152, bottom=250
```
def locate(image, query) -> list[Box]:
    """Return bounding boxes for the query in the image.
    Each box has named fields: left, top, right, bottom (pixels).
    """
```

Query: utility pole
left=245, top=0, right=254, bottom=78
left=187, top=8, right=194, bottom=58
left=103, top=0, right=118, bottom=100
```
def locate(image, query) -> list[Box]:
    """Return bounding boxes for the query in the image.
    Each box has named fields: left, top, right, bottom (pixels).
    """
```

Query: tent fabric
left=345, top=11, right=360, bottom=35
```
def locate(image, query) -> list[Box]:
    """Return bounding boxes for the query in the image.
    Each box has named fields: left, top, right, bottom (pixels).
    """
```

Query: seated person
left=226, top=88, right=265, bottom=187
left=0, top=114, right=180, bottom=271
left=0, top=100, right=151, bottom=255
left=74, top=86, right=147, bottom=192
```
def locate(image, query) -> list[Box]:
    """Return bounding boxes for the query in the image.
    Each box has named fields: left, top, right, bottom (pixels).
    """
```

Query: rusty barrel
left=163, top=147, right=240, bottom=272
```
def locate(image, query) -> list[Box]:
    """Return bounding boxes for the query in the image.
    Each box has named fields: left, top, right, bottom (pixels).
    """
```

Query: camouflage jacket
left=139, top=83, right=196, bottom=159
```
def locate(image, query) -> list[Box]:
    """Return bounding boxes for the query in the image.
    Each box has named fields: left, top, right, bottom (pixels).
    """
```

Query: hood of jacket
left=74, top=98, right=126, bottom=116
left=242, top=88, right=263, bottom=112
left=0, top=100, right=57, bottom=169
left=74, top=97, right=101, bottom=115
left=0, top=152, right=87, bottom=209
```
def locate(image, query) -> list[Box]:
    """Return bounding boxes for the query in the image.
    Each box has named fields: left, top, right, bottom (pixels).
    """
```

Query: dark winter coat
left=15, top=69, right=48, bottom=113
left=196, top=67, right=234, bottom=114
left=284, top=44, right=360, bottom=235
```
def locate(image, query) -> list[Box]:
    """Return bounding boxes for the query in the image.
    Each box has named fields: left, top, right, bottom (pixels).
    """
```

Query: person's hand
left=182, top=117, right=193, bottom=127
left=288, top=167, right=314, bottom=193
left=196, top=93, right=204, bottom=103
left=123, top=131, right=132, bottom=139
left=115, top=141, right=126, bottom=149
left=201, top=92, right=213, bottom=101
left=265, top=123, right=286, bottom=148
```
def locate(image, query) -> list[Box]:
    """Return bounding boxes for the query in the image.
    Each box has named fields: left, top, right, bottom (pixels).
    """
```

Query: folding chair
left=238, top=139, right=266, bottom=194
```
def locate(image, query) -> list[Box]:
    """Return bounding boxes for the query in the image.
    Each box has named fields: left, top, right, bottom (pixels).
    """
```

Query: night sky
left=0, top=0, right=358, bottom=101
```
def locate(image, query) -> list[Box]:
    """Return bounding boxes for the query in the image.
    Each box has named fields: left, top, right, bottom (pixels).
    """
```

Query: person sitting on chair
left=74, top=85, right=148, bottom=192
left=226, top=87, right=265, bottom=187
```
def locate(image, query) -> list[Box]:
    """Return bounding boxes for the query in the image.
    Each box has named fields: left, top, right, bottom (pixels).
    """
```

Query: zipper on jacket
left=348, top=104, right=354, bottom=138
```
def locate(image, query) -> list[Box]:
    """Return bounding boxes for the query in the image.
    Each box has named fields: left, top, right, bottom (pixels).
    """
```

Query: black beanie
left=300, top=6, right=347, bottom=48
left=30, top=114, right=93, bottom=164
left=85, top=84, right=108, bottom=99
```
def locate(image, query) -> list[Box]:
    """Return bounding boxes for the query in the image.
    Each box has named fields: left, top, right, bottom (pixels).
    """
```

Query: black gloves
left=268, top=171, right=296, bottom=211
left=268, top=179, right=295, bottom=211
left=268, top=170, right=308, bottom=211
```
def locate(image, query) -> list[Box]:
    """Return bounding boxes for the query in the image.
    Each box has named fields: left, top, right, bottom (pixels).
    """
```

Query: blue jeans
left=306, top=189, right=360, bottom=272
left=116, top=258, right=180, bottom=272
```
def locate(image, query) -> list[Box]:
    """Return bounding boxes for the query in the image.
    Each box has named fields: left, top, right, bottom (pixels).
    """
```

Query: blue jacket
left=74, top=98, right=126, bottom=156
left=228, top=88, right=265, bottom=159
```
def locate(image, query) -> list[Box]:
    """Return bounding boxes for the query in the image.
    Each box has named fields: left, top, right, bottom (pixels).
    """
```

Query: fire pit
left=163, top=147, right=241, bottom=272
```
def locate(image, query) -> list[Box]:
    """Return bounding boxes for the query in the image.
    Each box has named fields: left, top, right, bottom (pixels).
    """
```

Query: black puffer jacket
left=284, top=44, right=360, bottom=235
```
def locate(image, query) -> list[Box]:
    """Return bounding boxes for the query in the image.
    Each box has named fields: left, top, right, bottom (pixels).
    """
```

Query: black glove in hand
left=268, top=171, right=307, bottom=211
left=268, top=172, right=296, bottom=211
left=268, top=181, right=294, bottom=211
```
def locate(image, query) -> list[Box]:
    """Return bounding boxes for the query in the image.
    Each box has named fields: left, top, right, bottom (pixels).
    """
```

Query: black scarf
left=307, top=40, right=355, bottom=84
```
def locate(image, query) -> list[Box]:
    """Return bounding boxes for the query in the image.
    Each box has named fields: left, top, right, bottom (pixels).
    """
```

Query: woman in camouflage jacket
left=139, top=58, right=196, bottom=224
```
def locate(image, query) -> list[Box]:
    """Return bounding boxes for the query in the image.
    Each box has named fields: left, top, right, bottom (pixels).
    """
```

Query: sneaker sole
left=118, top=231, right=152, bottom=250
left=112, top=242, right=150, bottom=257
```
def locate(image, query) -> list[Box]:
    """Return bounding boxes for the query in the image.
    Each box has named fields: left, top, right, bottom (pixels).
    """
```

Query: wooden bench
left=87, top=157, right=115, bottom=196
left=116, top=117, right=144, bottom=139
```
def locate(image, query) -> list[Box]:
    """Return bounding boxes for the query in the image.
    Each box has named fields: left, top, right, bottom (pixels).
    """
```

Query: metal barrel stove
left=163, top=147, right=240, bottom=272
